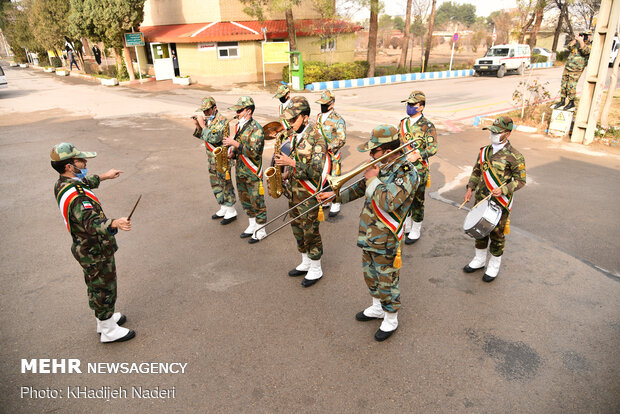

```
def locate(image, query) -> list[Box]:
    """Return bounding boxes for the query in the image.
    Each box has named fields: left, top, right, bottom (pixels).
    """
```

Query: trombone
left=254, top=141, right=418, bottom=240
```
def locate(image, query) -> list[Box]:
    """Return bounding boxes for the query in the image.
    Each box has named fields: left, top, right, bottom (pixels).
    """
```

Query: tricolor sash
left=56, top=182, right=101, bottom=232
left=316, top=114, right=341, bottom=164
left=480, top=146, right=513, bottom=211
left=239, top=154, right=263, bottom=178
left=205, top=141, right=218, bottom=153
left=371, top=199, right=405, bottom=241
left=297, top=154, right=332, bottom=194
left=400, top=118, right=429, bottom=169
left=279, top=104, right=290, bottom=130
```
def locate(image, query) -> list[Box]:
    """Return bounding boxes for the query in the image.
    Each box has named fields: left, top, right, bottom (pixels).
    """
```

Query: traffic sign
left=124, top=32, right=144, bottom=47
left=453, top=33, right=459, bottom=42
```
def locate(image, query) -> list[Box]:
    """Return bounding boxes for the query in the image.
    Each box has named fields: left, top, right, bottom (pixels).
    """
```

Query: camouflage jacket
left=279, top=101, right=291, bottom=130
left=467, top=142, right=526, bottom=201
left=398, top=114, right=437, bottom=171
left=54, top=175, right=118, bottom=259
left=339, top=159, right=419, bottom=255
left=315, top=111, right=346, bottom=155
left=232, top=118, right=264, bottom=178
left=565, top=42, right=591, bottom=72
left=193, top=111, right=228, bottom=155
left=288, top=123, right=329, bottom=197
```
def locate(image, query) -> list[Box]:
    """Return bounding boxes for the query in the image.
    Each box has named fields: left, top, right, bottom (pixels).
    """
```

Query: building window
left=321, top=37, right=336, bottom=52
left=217, top=42, right=240, bottom=59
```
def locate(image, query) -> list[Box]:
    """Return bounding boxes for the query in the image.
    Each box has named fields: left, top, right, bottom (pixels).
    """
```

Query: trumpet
left=254, top=141, right=418, bottom=239
left=213, top=118, right=236, bottom=178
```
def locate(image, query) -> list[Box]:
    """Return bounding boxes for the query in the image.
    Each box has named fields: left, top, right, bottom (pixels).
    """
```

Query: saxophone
left=265, top=129, right=287, bottom=199
left=214, top=118, right=235, bottom=178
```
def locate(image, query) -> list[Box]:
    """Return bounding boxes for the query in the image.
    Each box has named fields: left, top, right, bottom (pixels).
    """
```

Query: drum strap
left=480, top=146, right=513, bottom=211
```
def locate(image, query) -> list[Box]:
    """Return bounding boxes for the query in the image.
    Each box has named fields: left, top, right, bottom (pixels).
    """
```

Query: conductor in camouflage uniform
left=398, top=90, right=437, bottom=244
left=319, top=125, right=419, bottom=341
left=275, top=96, right=330, bottom=287
left=462, top=116, right=526, bottom=282
left=51, top=143, right=135, bottom=343
left=315, top=90, right=347, bottom=217
left=553, top=31, right=592, bottom=111
left=223, top=96, right=267, bottom=243
left=192, top=96, right=237, bottom=224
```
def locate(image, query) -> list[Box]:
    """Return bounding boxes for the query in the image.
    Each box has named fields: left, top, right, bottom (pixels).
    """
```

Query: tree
left=393, top=16, right=405, bottom=32
left=239, top=0, right=301, bottom=50
left=526, top=0, right=548, bottom=48
left=398, top=0, right=412, bottom=68
left=366, top=0, right=379, bottom=77
left=423, top=0, right=437, bottom=72
left=488, top=10, right=514, bottom=45
left=571, top=0, right=600, bottom=29
left=29, top=0, right=71, bottom=62
left=2, top=0, right=41, bottom=63
left=435, top=1, right=476, bottom=28
left=516, top=0, right=536, bottom=44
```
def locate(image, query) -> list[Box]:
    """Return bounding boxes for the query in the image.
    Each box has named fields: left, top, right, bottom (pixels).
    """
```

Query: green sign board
left=124, top=32, right=144, bottom=47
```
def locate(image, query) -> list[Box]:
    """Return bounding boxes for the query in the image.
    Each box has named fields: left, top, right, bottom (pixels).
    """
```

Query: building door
left=150, top=43, right=174, bottom=80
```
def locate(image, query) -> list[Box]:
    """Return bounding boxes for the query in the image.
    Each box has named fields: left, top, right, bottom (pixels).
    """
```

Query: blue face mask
left=74, top=166, right=87, bottom=180
left=406, top=104, right=420, bottom=116
left=209, top=115, right=215, bottom=121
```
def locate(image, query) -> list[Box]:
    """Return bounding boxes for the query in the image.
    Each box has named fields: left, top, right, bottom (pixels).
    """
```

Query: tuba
left=213, top=118, right=236, bottom=177
left=264, top=122, right=287, bottom=198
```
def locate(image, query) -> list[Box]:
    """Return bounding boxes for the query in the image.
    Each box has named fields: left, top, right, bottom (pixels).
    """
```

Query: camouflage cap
left=281, top=96, right=310, bottom=120
left=401, top=90, right=426, bottom=104
left=273, top=84, right=290, bottom=99
left=315, top=90, right=336, bottom=104
left=581, top=30, right=593, bottom=35
left=197, top=96, right=216, bottom=111
left=229, top=96, right=255, bottom=111
left=358, top=125, right=400, bottom=152
left=50, top=142, right=97, bottom=161
left=483, top=115, right=514, bottom=133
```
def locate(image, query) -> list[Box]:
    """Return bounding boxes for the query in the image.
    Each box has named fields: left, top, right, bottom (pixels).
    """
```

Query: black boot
left=563, top=100, right=575, bottom=111
left=552, top=98, right=565, bottom=109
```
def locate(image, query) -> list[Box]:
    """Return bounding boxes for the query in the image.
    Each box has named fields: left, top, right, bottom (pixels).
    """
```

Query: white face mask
left=489, top=132, right=503, bottom=145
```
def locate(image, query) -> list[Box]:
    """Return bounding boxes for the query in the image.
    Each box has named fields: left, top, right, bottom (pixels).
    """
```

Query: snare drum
left=463, top=199, right=502, bottom=239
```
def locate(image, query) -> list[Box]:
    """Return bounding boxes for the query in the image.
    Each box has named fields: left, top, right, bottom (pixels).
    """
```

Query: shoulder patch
left=395, top=177, right=404, bottom=185
left=428, top=136, right=435, bottom=143
left=82, top=201, right=93, bottom=209
left=75, top=184, right=85, bottom=194
left=314, top=145, right=323, bottom=153
left=518, top=163, right=525, bottom=170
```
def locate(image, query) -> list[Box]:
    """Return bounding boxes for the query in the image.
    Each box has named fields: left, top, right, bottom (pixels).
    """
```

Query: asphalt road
left=1, top=64, right=619, bottom=413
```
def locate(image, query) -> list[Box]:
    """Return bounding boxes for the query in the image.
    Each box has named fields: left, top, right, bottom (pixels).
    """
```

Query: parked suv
left=474, top=44, right=531, bottom=78
left=0, top=66, right=7, bottom=89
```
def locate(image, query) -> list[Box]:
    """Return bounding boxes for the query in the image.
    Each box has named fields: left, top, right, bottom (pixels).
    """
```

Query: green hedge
left=50, top=57, right=62, bottom=68
left=555, top=50, right=569, bottom=62
left=531, top=54, right=548, bottom=63
left=282, top=61, right=369, bottom=84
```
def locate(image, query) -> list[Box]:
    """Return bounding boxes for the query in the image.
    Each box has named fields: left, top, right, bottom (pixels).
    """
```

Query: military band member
left=462, top=116, right=526, bottom=282
left=315, top=90, right=346, bottom=217
left=274, top=84, right=292, bottom=131
left=223, top=96, right=267, bottom=243
left=399, top=90, right=437, bottom=244
left=552, top=31, right=592, bottom=111
left=319, top=125, right=419, bottom=341
left=51, top=143, right=135, bottom=343
left=275, top=96, right=330, bottom=287
left=192, top=96, right=237, bottom=224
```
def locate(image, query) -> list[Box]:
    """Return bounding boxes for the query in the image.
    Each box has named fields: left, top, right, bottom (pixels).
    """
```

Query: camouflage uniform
left=338, top=125, right=419, bottom=312
left=282, top=97, right=330, bottom=261
left=468, top=117, right=526, bottom=257
left=398, top=91, right=437, bottom=223
left=193, top=97, right=236, bottom=207
left=230, top=97, right=267, bottom=224
left=560, top=40, right=591, bottom=101
left=274, top=84, right=292, bottom=131
left=315, top=90, right=347, bottom=176
left=51, top=143, right=120, bottom=321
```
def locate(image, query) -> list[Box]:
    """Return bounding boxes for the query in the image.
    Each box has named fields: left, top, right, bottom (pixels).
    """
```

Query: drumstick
left=458, top=200, right=468, bottom=210
left=472, top=183, right=507, bottom=209
left=127, top=194, right=142, bottom=220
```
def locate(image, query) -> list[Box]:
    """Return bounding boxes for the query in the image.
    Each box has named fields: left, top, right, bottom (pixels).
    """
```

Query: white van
left=474, top=44, right=531, bottom=78
left=0, top=66, right=7, bottom=89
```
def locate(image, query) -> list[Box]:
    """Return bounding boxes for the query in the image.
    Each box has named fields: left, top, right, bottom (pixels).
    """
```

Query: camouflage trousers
left=207, top=154, right=236, bottom=207
left=74, top=253, right=117, bottom=321
left=409, top=166, right=428, bottom=223
left=475, top=203, right=510, bottom=256
left=362, top=249, right=401, bottom=312
left=289, top=195, right=323, bottom=260
left=560, top=70, right=583, bottom=101
left=236, top=172, right=267, bottom=224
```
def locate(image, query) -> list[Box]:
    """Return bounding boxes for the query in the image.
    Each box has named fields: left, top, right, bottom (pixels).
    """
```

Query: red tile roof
left=140, top=19, right=361, bottom=43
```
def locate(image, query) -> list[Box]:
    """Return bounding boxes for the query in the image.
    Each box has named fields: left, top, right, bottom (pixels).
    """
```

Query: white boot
left=301, top=259, right=323, bottom=287
left=249, top=226, right=266, bottom=244
left=404, top=216, right=413, bottom=234
left=405, top=221, right=422, bottom=244
left=364, top=298, right=385, bottom=318
left=288, top=253, right=311, bottom=276
left=241, top=217, right=257, bottom=238
left=483, top=255, right=502, bottom=282
left=328, top=202, right=341, bottom=217
left=221, top=205, right=238, bottom=225
left=376, top=311, right=398, bottom=341
left=212, top=205, right=226, bottom=219
left=99, top=316, right=135, bottom=343
left=464, top=248, right=487, bottom=272
left=96, top=312, right=125, bottom=333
